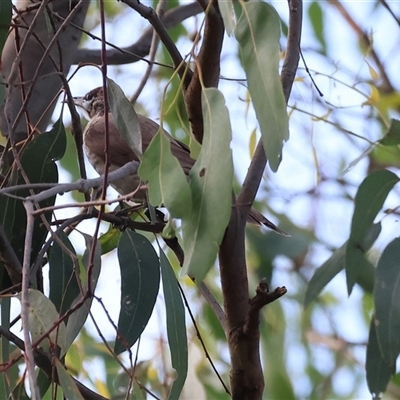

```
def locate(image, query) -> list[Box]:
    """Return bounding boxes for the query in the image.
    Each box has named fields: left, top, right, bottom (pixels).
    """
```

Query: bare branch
left=120, top=0, right=191, bottom=84
left=245, top=280, right=287, bottom=335
left=183, top=0, right=224, bottom=143
left=21, top=201, right=39, bottom=399
left=72, top=3, right=202, bottom=66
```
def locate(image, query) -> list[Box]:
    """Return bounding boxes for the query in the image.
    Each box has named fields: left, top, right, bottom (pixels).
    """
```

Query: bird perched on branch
left=72, top=86, right=288, bottom=236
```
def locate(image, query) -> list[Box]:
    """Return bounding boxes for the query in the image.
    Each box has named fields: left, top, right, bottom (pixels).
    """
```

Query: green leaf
left=308, top=2, right=327, bottom=54
left=99, top=225, right=121, bottom=255
left=49, top=232, right=80, bottom=316
left=235, top=2, right=289, bottom=172
left=0, top=0, right=11, bottom=55
left=138, top=130, right=192, bottom=219
left=346, top=170, right=398, bottom=294
left=65, top=236, right=101, bottom=351
left=114, top=231, right=160, bottom=354
left=107, top=78, right=142, bottom=158
left=18, top=289, right=67, bottom=356
left=219, top=0, right=236, bottom=36
left=0, top=297, right=11, bottom=399
left=374, top=237, right=400, bottom=364
left=160, top=250, right=188, bottom=399
left=380, top=119, right=400, bottom=146
left=0, top=119, right=66, bottom=289
left=181, top=88, right=233, bottom=281
left=366, top=318, right=392, bottom=396
left=55, top=359, right=85, bottom=400
left=305, top=223, right=381, bottom=307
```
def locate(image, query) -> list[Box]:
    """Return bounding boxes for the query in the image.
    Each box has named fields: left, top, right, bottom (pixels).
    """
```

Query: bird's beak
left=72, top=96, right=84, bottom=108
left=61, top=96, right=84, bottom=107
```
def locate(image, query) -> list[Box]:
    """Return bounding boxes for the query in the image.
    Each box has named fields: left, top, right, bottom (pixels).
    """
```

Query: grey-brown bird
left=73, top=87, right=288, bottom=236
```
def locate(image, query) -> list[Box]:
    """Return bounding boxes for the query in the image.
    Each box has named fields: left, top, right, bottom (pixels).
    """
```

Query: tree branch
left=120, top=0, right=191, bottom=85
left=72, top=3, right=202, bottom=65
left=183, top=0, right=224, bottom=143
left=219, top=0, right=303, bottom=398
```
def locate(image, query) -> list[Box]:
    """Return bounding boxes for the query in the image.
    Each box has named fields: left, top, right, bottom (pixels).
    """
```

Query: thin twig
left=21, top=201, right=40, bottom=399
left=130, top=0, right=167, bottom=104
left=120, top=0, right=191, bottom=84
left=178, top=283, right=231, bottom=396
left=68, top=3, right=202, bottom=66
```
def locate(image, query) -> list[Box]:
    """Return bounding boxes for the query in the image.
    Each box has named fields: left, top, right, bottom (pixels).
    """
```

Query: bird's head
left=73, top=87, right=105, bottom=120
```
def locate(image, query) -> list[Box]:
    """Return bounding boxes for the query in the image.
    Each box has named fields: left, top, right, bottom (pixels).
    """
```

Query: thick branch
left=73, top=3, right=202, bottom=65
left=244, top=280, right=287, bottom=335
left=120, top=0, right=191, bottom=85
left=219, top=1, right=303, bottom=399
left=183, top=0, right=224, bottom=143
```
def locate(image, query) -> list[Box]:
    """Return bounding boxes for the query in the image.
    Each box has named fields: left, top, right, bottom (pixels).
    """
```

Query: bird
left=72, top=86, right=288, bottom=236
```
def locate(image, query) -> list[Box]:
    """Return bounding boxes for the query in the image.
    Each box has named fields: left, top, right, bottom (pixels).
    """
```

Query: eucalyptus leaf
left=308, top=2, right=327, bottom=54
left=366, top=318, right=393, bottom=397
left=107, top=78, right=142, bottom=158
left=55, top=359, right=85, bottom=400
left=346, top=170, right=398, bottom=294
left=374, top=237, right=400, bottom=364
left=160, top=250, right=188, bottom=399
left=17, top=289, right=67, bottom=356
left=380, top=119, right=400, bottom=146
left=139, top=130, right=192, bottom=219
left=0, top=119, right=66, bottom=289
left=49, top=232, right=80, bottom=316
left=0, top=0, right=12, bottom=56
left=114, top=231, right=160, bottom=354
left=235, top=2, right=289, bottom=172
left=182, top=88, right=233, bottom=281
left=219, top=0, right=236, bottom=35
left=305, top=223, right=380, bottom=307
left=65, top=236, right=101, bottom=351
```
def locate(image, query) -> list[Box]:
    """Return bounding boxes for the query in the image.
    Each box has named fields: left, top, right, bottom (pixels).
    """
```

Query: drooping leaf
left=235, top=2, right=289, bottom=172
left=374, top=237, right=400, bottom=364
left=219, top=0, right=236, bottom=35
left=160, top=250, right=187, bottom=399
left=0, top=0, right=11, bottom=56
left=346, top=170, right=398, bottom=294
left=107, top=78, right=142, bottom=159
left=138, top=130, right=192, bottom=219
left=17, top=289, right=67, bottom=356
left=182, top=88, right=233, bottom=281
left=380, top=119, right=400, bottom=146
left=65, top=235, right=101, bottom=351
left=0, top=297, right=11, bottom=399
left=366, top=318, right=393, bottom=397
left=0, top=119, right=66, bottom=289
left=55, top=359, right=85, bottom=400
left=305, top=223, right=380, bottom=307
left=114, top=231, right=160, bottom=354
left=49, top=232, right=81, bottom=317
left=308, top=2, right=327, bottom=54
